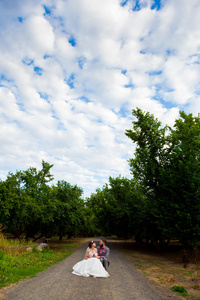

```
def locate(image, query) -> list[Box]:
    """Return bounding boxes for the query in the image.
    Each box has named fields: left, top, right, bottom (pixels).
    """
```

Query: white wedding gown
left=72, top=249, right=110, bottom=278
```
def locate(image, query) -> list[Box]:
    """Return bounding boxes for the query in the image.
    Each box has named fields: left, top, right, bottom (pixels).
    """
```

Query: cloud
left=0, top=0, right=199, bottom=196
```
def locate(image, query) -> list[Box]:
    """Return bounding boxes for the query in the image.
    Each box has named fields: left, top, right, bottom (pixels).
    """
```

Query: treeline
left=0, top=161, right=92, bottom=240
left=86, top=109, right=200, bottom=251
left=0, top=109, right=200, bottom=251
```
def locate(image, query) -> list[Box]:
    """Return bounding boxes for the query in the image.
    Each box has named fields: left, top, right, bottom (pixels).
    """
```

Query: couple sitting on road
left=72, top=239, right=110, bottom=278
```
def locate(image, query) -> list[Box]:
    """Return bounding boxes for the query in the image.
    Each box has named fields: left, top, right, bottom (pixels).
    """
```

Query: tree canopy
left=125, top=108, right=200, bottom=250
left=0, top=161, right=86, bottom=240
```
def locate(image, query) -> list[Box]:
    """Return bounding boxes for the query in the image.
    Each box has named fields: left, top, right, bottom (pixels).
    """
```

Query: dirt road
left=1, top=239, right=178, bottom=300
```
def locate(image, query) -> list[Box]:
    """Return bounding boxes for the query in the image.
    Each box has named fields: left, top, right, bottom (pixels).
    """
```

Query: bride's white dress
left=72, top=249, right=109, bottom=278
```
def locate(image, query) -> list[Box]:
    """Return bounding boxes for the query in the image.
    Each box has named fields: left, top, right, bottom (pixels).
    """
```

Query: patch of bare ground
left=113, top=239, right=200, bottom=299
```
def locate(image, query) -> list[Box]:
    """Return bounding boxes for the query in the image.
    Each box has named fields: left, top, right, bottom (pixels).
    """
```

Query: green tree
left=125, top=108, right=171, bottom=249
left=0, top=172, right=26, bottom=238
left=106, top=176, right=144, bottom=239
left=86, top=176, right=147, bottom=239
left=125, top=108, right=200, bottom=250
left=166, top=111, right=200, bottom=249
left=0, top=161, right=55, bottom=240
left=52, top=180, right=84, bottom=240
left=86, top=187, right=113, bottom=236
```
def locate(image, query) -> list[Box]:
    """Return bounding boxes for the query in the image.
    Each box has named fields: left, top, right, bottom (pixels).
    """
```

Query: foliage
left=0, top=161, right=86, bottom=240
left=51, top=180, right=85, bottom=240
left=125, top=108, right=200, bottom=250
left=167, top=111, right=200, bottom=249
left=86, top=176, right=146, bottom=239
left=0, top=161, right=54, bottom=239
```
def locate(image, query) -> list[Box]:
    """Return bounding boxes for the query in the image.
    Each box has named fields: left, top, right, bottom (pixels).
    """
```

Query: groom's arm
left=105, top=247, right=110, bottom=259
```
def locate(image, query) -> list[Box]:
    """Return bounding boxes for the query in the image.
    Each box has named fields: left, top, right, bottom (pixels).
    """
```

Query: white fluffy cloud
left=0, top=0, right=199, bottom=196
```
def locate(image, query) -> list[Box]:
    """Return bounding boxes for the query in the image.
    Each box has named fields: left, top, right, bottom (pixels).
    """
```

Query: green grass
left=0, top=247, right=72, bottom=289
left=183, top=271, right=193, bottom=277
left=149, top=262, right=165, bottom=267
left=134, top=263, right=142, bottom=269
left=171, top=285, right=188, bottom=297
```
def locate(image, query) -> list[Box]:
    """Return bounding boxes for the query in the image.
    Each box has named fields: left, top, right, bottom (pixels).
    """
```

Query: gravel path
left=1, top=239, right=177, bottom=300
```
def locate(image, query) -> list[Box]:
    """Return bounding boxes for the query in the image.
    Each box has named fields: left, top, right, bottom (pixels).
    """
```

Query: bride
left=72, top=240, right=110, bottom=278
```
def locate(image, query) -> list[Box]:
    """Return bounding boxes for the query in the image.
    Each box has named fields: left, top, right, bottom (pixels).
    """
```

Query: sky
left=0, top=0, right=200, bottom=197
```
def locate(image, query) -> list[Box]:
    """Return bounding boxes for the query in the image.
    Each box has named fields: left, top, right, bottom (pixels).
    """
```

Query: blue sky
left=0, top=0, right=200, bottom=197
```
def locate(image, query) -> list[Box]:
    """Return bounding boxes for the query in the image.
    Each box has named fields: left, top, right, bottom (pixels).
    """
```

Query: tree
left=125, top=108, right=200, bottom=250
left=0, top=172, right=26, bottom=238
left=52, top=180, right=84, bottom=240
left=0, top=161, right=89, bottom=240
left=86, top=176, right=147, bottom=239
left=166, top=111, right=200, bottom=249
left=0, top=161, right=55, bottom=240
left=125, top=108, right=171, bottom=249
left=106, top=176, right=145, bottom=239
left=85, top=187, right=112, bottom=236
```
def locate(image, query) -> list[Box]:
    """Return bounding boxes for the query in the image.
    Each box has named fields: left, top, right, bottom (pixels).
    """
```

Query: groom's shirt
left=99, top=247, right=104, bottom=255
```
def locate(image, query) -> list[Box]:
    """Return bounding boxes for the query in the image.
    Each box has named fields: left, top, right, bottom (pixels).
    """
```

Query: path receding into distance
left=1, top=239, right=180, bottom=300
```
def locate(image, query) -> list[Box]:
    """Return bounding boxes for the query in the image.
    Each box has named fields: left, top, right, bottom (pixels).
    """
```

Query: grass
left=0, top=233, right=33, bottom=256
left=134, top=263, right=142, bottom=269
left=121, top=240, right=200, bottom=299
left=0, top=233, right=88, bottom=289
left=0, top=246, right=72, bottom=289
left=171, top=285, right=188, bottom=297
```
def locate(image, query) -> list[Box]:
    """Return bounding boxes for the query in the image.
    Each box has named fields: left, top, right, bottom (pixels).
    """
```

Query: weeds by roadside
left=0, top=246, right=72, bottom=289
left=0, top=233, right=81, bottom=289
left=0, top=232, right=32, bottom=256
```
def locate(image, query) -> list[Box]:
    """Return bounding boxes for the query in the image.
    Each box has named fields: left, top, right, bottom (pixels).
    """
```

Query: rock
left=36, top=243, right=48, bottom=251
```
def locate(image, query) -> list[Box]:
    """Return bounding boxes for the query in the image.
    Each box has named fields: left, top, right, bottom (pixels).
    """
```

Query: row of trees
left=0, top=109, right=199, bottom=251
left=86, top=109, right=200, bottom=251
left=0, top=161, right=90, bottom=240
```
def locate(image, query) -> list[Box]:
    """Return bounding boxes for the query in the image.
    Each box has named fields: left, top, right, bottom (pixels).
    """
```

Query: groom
left=97, top=239, right=110, bottom=271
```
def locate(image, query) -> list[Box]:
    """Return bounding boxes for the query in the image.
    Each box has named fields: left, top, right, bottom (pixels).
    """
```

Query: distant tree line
left=86, top=109, right=200, bottom=251
left=0, top=109, right=200, bottom=251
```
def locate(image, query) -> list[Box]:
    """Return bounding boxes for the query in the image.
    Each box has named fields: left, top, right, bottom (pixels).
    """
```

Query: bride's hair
left=88, top=241, right=94, bottom=248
